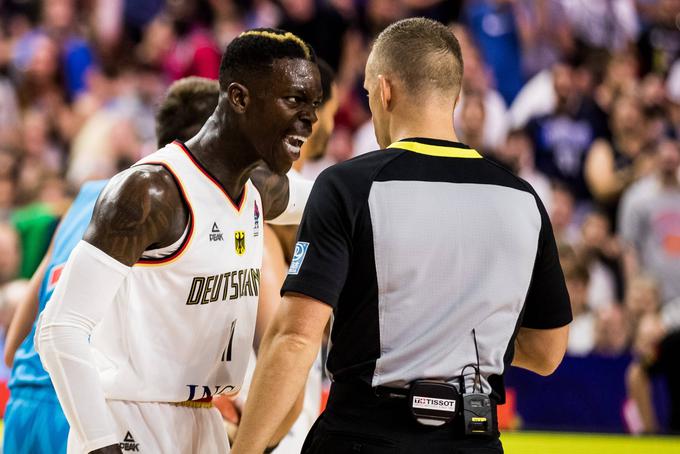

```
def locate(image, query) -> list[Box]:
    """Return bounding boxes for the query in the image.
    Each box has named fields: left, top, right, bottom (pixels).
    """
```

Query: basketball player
left=226, top=60, right=339, bottom=453
left=3, top=76, right=220, bottom=454
left=35, top=29, right=322, bottom=454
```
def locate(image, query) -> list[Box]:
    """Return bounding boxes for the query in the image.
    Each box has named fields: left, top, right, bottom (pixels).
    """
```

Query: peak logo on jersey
left=120, top=431, right=139, bottom=452
left=234, top=231, right=246, bottom=255
left=46, top=263, right=65, bottom=291
left=253, top=201, right=260, bottom=237
left=210, top=222, right=224, bottom=242
left=288, top=241, right=309, bottom=275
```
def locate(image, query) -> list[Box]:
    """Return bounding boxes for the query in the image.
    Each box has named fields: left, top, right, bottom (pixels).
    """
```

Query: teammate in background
left=35, top=29, right=322, bottom=454
left=232, top=18, right=570, bottom=454
left=3, top=77, right=221, bottom=454
left=227, top=59, right=339, bottom=453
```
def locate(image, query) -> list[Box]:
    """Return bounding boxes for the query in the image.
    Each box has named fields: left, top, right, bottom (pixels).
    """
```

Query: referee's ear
left=453, top=92, right=461, bottom=111
left=378, top=74, right=393, bottom=111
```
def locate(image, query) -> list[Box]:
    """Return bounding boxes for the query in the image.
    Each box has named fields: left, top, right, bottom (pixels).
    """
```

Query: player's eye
left=286, top=96, right=301, bottom=104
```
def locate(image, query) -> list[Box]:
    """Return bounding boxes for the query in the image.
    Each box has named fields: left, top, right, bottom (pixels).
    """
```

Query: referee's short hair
left=369, top=17, right=463, bottom=97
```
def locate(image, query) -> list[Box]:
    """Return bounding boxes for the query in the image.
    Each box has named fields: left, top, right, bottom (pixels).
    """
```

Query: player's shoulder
left=93, top=164, right=184, bottom=230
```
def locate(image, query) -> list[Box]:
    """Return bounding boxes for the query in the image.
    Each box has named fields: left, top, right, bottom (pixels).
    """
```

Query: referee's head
left=364, top=18, right=463, bottom=148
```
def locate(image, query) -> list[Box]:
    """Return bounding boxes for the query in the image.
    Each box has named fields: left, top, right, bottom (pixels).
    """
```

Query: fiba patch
left=288, top=241, right=309, bottom=275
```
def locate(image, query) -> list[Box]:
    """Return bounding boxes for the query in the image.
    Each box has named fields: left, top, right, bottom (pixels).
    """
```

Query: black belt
left=327, top=381, right=499, bottom=437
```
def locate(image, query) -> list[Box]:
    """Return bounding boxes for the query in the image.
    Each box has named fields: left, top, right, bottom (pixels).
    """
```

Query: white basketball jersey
left=92, top=141, right=264, bottom=403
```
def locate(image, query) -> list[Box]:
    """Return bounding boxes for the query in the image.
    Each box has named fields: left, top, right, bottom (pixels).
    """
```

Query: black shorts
left=302, top=382, right=503, bottom=454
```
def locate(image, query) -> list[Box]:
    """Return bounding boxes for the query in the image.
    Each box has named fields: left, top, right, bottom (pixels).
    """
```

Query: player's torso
left=93, top=143, right=264, bottom=403
left=10, top=180, right=107, bottom=390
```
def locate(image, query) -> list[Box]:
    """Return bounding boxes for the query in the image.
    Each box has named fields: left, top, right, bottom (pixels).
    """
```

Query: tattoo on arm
left=250, top=166, right=290, bottom=220
left=83, top=166, right=189, bottom=266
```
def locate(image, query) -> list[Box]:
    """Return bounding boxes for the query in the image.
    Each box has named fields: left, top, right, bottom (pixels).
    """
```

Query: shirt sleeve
left=281, top=171, right=353, bottom=309
left=521, top=195, right=573, bottom=329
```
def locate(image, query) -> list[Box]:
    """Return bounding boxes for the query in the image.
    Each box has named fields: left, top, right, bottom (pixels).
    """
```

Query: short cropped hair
left=219, top=28, right=316, bottom=91
left=155, top=76, right=219, bottom=147
left=370, top=18, right=463, bottom=96
left=318, top=59, right=336, bottom=105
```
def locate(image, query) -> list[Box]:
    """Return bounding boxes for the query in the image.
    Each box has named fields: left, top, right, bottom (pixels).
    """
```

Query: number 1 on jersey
left=222, top=319, right=237, bottom=362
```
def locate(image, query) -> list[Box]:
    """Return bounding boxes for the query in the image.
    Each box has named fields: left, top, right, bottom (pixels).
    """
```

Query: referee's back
left=283, top=137, right=572, bottom=402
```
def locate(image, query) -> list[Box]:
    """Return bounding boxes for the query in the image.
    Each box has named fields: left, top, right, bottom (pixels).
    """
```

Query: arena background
left=1, top=0, right=679, bottom=452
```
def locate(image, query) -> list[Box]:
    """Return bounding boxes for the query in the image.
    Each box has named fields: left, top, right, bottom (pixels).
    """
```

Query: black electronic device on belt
left=408, top=379, right=461, bottom=426
left=459, top=329, right=495, bottom=436
left=462, top=392, right=494, bottom=435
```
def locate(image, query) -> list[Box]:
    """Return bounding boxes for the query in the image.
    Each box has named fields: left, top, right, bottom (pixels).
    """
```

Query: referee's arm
left=232, top=170, right=351, bottom=454
left=512, top=195, right=572, bottom=376
left=232, top=293, right=332, bottom=454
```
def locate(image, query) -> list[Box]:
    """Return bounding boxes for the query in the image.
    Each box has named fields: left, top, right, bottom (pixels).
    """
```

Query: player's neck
left=185, top=116, right=260, bottom=201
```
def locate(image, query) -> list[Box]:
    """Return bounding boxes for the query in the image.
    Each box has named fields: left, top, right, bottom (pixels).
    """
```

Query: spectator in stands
left=585, top=94, right=656, bottom=223
left=593, top=304, right=630, bottom=356
left=576, top=210, right=620, bottom=310
left=458, top=91, right=487, bottom=154
left=618, top=138, right=680, bottom=304
left=526, top=59, right=609, bottom=204
left=464, top=0, right=524, bottom=105
left=564, top=259, right=595, bottom=356
left=278, top=0, right=348, bottom=70
left=549, top=182, right=579, bottom=245
left=625, top=275, right=662, bottom=334
left=559, top=0, right=639, bottom=53
left=452, top=23, right=509, bottom=152
left=493, top=128, right=551, bottom=206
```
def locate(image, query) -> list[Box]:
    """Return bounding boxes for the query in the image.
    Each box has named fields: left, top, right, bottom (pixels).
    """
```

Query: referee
left=232, top=18, right=571, bottom=454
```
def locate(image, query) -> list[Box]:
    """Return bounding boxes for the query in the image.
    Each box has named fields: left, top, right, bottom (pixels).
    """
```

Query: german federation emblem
left=234, top=231, right=246, bottom=255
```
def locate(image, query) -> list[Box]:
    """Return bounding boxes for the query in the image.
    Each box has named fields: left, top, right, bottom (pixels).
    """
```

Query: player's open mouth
left=283, top=135, right=306, bottom=158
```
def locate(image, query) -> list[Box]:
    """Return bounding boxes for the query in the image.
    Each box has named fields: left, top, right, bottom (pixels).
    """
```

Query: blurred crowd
left=0, top=0, right=679, bottom=434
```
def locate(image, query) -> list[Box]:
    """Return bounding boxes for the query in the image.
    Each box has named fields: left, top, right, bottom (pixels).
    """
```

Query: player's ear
left=226, top=82, right=250, bottom=114
left=378, top=75, right=392, bottom=111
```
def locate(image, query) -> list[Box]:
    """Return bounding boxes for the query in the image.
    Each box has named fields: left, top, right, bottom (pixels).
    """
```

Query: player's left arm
left=251, top=166, right=313, bottom=224
left=231, top=293, right=332, bottom=454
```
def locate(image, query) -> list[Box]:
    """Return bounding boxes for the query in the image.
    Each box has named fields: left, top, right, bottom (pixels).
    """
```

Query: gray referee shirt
left=282, top=137, right=572, bottom=402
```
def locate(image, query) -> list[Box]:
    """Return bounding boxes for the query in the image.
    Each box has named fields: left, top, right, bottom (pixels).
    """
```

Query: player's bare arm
left=38, top=166, right=189, bottom=454
left=84, top=165, right=189, bottom=265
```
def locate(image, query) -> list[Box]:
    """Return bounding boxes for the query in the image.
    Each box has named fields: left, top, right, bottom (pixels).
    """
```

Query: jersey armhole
left=133, top=161, right=195, bottom=266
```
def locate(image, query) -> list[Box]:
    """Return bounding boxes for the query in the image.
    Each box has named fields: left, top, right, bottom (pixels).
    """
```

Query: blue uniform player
left=4, top=180, right=107, bottom=453
left=2, top=77, right=221, bottom=454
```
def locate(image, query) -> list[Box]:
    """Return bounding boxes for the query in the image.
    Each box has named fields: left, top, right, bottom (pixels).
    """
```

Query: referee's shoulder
left=480, top=156, right=545, bottom=205
left=316, top=148, right=398, bottom=186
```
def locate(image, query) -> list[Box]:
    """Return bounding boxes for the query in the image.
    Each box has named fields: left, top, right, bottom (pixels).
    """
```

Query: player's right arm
left=35, top=166, right=187, bottom=454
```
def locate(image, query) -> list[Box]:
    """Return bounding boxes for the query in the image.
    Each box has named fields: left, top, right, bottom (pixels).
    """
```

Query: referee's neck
left=388, top=104, right=460, bottom=145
